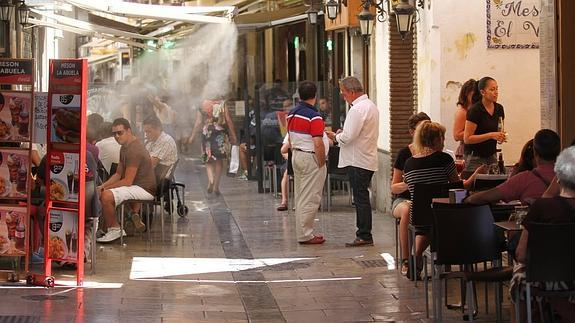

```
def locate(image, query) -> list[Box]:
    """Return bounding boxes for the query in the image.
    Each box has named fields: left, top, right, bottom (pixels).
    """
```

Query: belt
left=293, top=148, right=314, bottom=154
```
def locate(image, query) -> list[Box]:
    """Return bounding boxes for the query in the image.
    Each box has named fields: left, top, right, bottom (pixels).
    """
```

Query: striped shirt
left=287, top=101, right=325, bottom=153
left=403, top=151, right=457, bottom=199
left=145, top=131, right=178, bottom=168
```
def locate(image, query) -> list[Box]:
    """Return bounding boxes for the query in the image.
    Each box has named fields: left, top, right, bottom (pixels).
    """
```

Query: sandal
left=400, top=259, right=409, bottom=276
left=299, top=235, right=325, bottom=245
left=276, top=204, right=288, bottom=211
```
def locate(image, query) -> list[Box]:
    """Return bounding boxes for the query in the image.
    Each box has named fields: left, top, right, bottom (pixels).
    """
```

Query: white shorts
left=109, top=186, right=155, bottom=206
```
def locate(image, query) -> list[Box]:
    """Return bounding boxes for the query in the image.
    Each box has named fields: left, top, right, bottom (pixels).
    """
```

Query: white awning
left=63, top=0, right=234, bottom=24
left=28, top=18, right=156, bottom=50
left=87, top=53, right=117, bottom=65
left=31, top=9, right=158, bottom=40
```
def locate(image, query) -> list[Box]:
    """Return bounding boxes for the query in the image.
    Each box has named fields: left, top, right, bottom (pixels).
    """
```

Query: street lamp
left=306, top=7, right=318, bottom=25
left=17, top=0, right=29, bottom=26
left=0, top=0, right=14, bottom=22
left=331, top=0, right=423, bottom=40
left=325, top=0, right=338, bottom=21
left=394, top=0, right=416, bottom=40
left=357, top=5, right=375, bottom=37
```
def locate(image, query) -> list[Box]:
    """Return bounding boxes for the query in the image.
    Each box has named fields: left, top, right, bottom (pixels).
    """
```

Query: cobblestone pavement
left=0, top=158, right=511, bottom=322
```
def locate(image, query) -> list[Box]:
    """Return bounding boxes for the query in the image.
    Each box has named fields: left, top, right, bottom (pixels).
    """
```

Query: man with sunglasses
left=97, top=118, right=156, bottom=243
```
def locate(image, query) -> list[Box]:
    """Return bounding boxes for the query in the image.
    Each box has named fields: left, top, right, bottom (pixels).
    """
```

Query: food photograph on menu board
left=0, top=149, right=29, bottom=199
left=51, top=94, right=80, bottom=144
left=48, top=209, right=78, bottom=261
left=0, top=91, right=32, bottom=142
left=48, top=151, right=79, bottom=203
left=0, top=206, right=27, bottom=256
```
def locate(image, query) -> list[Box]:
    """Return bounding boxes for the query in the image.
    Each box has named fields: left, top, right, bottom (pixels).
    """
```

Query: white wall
left=417, top=0, right=540, bottom=164
left=373, top=19, right=391, bottom=151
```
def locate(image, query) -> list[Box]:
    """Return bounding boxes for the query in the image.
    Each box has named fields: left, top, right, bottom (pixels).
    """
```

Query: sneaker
left=31, top=248, right=44, bottom=264
left=236, top=171, right=248, bottom=180
left=96, top=227, right=126, bottom=243
left=131, top=212, right=146, bottom=232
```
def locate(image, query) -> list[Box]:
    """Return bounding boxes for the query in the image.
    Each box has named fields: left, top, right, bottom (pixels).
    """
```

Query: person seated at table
left=143, top=114, right=178, bottom=212
left=97, top=118, right=156, bottom=243
left=391, top=112, right=430, bottom=276
left=510, top=146, right=575, bottom=323
left=542, top=138, right=575, bottom=198
left=509, top=139, right=535, bottom=177
left=96, top=122, right=121, bottom=176
left=403, top=120, right=484, bottom=278
left=466, top=129, right=560, bottom=206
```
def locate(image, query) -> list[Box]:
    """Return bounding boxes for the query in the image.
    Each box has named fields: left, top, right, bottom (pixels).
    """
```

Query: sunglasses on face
left=112, top=130, right=125, bottom=137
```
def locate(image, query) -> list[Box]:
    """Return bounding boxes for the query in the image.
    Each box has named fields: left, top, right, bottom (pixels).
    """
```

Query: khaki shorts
left=109, top=186, right=154, bottom=206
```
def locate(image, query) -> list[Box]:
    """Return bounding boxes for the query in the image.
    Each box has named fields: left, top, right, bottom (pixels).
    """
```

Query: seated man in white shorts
left=97, top=118, right=157, bottom=243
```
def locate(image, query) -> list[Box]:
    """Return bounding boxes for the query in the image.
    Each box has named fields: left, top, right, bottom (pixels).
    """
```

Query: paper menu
left=48, top=151, right=79, bottom=203
left=0, top=149, right=29, bottom=199
left=0, top=206, right=27, bottom=256
left=48, top=210, right=78, bottom=261
left=0, top=91, right=32, bottom=142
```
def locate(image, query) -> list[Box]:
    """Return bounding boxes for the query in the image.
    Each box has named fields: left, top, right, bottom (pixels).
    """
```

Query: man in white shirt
left=326, top=76, right=379, bottom=247
left=96, top=122, right=121, bottom=176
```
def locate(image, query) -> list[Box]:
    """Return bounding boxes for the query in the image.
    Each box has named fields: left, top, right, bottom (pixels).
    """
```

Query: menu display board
left=0, top=206, right=27, bottom=256
left=0, top=149, right=29, bottom=199
left=0, top=91, right=32, bottom=141
left=47, top=152, right=79, bottom=203
left=48, top=210, right=78, bottom=261
left=0, top=58, right=34, bottom=274
left=45, top=59, right=87, bottom=286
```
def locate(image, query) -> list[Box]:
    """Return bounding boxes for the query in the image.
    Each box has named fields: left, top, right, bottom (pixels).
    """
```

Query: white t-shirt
left=95, top=137, right=121, bottom=174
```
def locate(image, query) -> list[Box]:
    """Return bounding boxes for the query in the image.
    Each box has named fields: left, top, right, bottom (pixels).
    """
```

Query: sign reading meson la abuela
left=0, top=59, right=33, bottom=84
left=487, top=0, right=540, bottom=49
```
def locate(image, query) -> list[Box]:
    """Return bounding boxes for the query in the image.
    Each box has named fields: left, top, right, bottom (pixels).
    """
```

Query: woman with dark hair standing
left=462, top=76, right=507, bottom=178
left=453, top=79, right=476, bottom=159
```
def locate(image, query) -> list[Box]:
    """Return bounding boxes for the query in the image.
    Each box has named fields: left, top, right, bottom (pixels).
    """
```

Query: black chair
left=431, top=203, right=512, bottom=323
left=325, top=146, right=351, bottom=211
left=473, top=175, right=507, bottom=191
left=117, top=164, right=171, bottom=245
left=408, top=181, right=463, bottom=283
left=263, top=144, right=282, bottom=197
left=519, top=222, right=575, bottom=323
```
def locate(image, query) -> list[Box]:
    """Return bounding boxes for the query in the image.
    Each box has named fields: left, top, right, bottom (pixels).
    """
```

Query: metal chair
left=431, top=203, right=512, bottom=323
left=263, top=144, right=282, bottom=197
left=407, top=181, right=463, bottom=284
left=117, top=164, right=171, bottom=245
left=325, top=146, right=351, bottom=211
left=519, top=222, right=575, bottom=323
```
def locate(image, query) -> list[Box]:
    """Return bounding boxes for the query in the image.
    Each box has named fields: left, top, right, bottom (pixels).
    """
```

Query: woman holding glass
left=462, top=76, right=507, bottom=179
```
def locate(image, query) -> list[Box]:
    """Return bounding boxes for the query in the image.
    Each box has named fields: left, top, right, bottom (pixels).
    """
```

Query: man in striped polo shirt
left=287, top=81, right=328, bottom=244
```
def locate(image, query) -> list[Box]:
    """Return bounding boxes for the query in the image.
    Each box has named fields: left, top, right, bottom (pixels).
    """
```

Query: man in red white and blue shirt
left=287, top=81, right=328, bottom=244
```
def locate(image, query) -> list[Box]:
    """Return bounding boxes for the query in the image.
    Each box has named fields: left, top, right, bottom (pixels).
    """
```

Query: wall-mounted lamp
left=325, top=0, right=339, bottom=20
left=306, top=7, right=318, bottom=24
left=0, top=0, right=14, bottom=22
left=17, top=0, right=30, bottom=26
left=327, top=0, right=423, bottom=40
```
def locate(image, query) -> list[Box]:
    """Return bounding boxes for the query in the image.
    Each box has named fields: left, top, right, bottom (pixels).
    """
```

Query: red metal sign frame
left=44, top=59, right=87, bottom=286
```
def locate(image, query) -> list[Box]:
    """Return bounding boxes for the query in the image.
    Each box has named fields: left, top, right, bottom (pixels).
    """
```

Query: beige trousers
left=292, top=149, right=327, bottom=242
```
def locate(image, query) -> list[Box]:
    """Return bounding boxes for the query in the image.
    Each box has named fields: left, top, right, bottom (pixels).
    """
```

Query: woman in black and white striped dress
left=403, top=121, right=483, bottom=276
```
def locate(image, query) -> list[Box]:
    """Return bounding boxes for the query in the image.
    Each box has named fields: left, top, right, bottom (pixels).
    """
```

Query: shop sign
left=487, top=0, right=540, bottom=49
left=0, top=59, right=33, bottom=85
